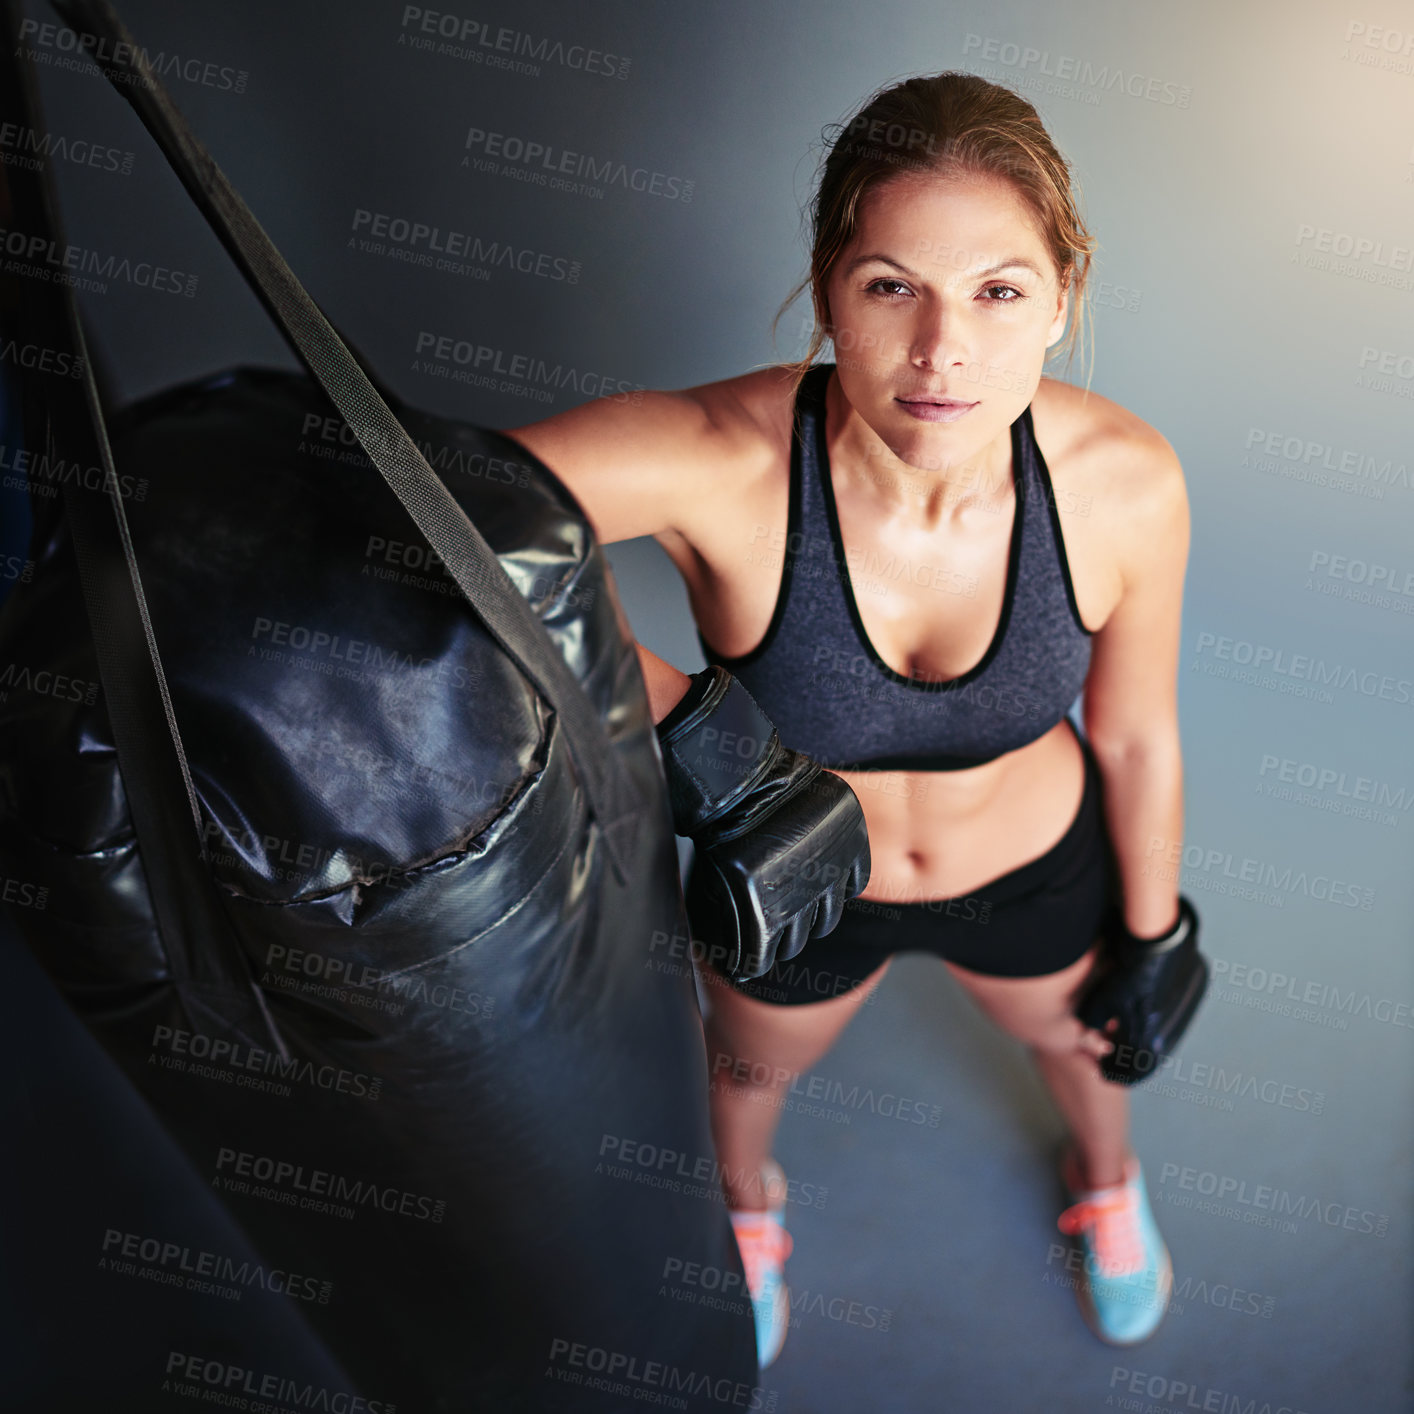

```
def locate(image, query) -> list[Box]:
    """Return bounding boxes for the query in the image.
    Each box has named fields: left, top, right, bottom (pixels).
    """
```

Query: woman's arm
left=1080, top=429, right=1191, bottom=939
left=637, top=643, right=692, bottom=721
left=506, top=383, right=753, bottom=548
left=508, top=383, right=761, bottom=724
left=507, top=387, right=870, bottom=979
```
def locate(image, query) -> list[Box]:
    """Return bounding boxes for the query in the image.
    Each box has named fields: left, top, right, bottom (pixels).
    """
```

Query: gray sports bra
left=697, top=362, right=1094, bottom=771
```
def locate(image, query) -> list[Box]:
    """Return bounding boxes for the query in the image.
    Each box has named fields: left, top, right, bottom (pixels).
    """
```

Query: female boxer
left=509, top=72, right=1189, bottom=1363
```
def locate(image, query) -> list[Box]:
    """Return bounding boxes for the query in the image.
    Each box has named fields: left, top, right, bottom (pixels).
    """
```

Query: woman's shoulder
left=1030, top=375, right=1187, bottom=531
left=693, top=362, right=802, bottom=452
left=502, top=363, right=796, bottom=547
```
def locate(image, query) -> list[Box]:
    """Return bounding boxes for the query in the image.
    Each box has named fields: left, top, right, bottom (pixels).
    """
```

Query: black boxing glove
left=1075, top=895, right=1209, bottom=1085
left=655, top=665, right=871, bottom=982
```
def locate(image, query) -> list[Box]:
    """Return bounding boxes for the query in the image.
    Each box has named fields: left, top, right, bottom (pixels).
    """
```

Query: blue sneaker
left=1056, top=1151, right=1172, bottom=1344
left=728, top=1159, right=793, bottom=1368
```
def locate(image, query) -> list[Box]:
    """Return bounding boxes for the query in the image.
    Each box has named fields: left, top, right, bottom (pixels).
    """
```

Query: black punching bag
left=0, top=2, right=759, bottom=1409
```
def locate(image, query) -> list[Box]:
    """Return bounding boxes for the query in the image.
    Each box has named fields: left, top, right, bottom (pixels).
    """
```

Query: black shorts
left=703, top=718, right=1119, bottom=1005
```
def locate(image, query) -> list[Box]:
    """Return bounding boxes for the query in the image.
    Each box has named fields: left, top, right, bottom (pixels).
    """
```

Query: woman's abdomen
left=838, top=718, right=1089, bottom=906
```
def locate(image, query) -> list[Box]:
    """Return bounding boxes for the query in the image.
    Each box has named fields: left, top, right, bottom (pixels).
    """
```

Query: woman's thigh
left=702, top=957, right=893, bottom=1078
left=942, top=943, right=1107, bottom=1055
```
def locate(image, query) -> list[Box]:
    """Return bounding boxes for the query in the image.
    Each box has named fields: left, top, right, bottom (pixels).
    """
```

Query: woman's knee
left=947, top=943, right=1103, bottom=1045
left=706, top=1049, right=799, bottom=1097
left=959, top=985, right=1094, bottom=1055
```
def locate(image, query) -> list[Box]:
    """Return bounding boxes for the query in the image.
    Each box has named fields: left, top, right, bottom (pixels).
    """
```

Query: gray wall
left=14, top=0, right=1413, bottom=1409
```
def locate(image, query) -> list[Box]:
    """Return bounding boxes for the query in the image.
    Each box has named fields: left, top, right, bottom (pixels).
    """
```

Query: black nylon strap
left=48, top=0, right=643, bottom=883
left=2, top=0, right=289, bottom=1054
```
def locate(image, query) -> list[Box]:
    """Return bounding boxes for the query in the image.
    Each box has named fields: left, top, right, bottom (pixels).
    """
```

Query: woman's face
left=824, top=170, right=1069, bottom=475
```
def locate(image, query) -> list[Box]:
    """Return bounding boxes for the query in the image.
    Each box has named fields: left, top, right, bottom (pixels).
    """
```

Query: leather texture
left=657, top=665, right=783, bottom=836
left=1076, top=895, right=1210, bottom=1085
left=686, top=768, right=872, bottom=979
left=0, top=367, right=760, bottom=1410
left=658, top=667, right=872, bottom=981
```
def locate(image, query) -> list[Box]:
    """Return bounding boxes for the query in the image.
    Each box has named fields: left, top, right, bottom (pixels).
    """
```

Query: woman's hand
left=1068, top=1014, right=1119, bottom=1063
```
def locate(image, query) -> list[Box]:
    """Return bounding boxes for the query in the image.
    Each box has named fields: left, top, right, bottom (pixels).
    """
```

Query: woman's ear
left=1046, top=279, right=1071, bottom=350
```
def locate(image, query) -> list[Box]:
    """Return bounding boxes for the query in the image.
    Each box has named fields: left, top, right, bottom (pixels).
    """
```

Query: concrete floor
left=2, top=552, right=1407, bottom=1414
left=615, top=533, right=1414, bottom=1414
left=8, top=907, right=1407, bottom=1413
left=704, top=945, right=1411, bottom=1413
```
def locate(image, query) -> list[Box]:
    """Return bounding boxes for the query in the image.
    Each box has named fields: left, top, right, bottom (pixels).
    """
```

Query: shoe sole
left=760, top=1280, right=789, bottom=1368
left=758, top=1158, right=790, bottom=1368
left=1073, top=1242, right=1174, bottom=1346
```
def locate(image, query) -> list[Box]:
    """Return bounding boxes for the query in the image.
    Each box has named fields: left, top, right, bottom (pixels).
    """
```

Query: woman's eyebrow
left=845, top=252, right=1044, bottom=280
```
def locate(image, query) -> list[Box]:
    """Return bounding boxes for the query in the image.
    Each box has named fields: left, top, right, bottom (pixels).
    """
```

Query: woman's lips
left=895, top=397, right=977, bottom=423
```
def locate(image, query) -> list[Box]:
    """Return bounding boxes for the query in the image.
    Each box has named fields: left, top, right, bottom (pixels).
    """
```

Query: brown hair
left=774, top=72, right=1096, bottom=396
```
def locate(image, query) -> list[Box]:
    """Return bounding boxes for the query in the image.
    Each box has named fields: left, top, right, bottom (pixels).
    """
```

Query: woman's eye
left=982, top=284, right=1026, bottom=302
left=865, top=277, right=911, bottom=298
